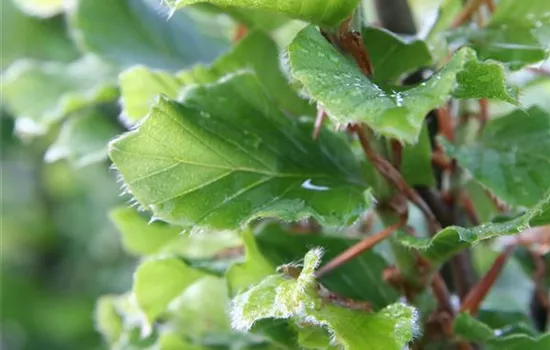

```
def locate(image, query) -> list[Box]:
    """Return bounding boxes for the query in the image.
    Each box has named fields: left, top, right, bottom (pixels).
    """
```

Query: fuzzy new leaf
left=231, top=249, right=418, bottom=350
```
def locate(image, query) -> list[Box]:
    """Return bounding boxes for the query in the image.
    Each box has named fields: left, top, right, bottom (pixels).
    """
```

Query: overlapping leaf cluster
left=2, top=0, right=550, bottom=348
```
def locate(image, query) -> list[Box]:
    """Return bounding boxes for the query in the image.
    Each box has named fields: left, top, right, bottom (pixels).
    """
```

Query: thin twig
left=478, top=99, right=489, bottom=135
left=349, top=124, right=442, bottom=233
left=233, top=23, right=248, bottom=42
left=432, top=273, right=455, bottom=315
left=435, top=107, right=455, bottom=142
left=451, top=0, right=486, bottom=28
left=313, top=107, right=327, bottom=140
left=337, top=18, right=374, bottom=77
left=460, top=245, right=514, bottom=314
left=460, top=192, right=481, bottom=226
left=315, top=216, right=406, bottom=278
left=483, top=0, right=495, bottom=13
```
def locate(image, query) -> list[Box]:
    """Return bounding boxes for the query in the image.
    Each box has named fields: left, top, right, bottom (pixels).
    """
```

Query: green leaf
left=165, top=0, right=361, bottom=27
left=167, top=276, right=231, bottom=340
left=398, top=191, right=550, bottom=262
left=362, top=27, right=432, bottom=83
left=288, top=26, right=515, bottom=144
left=454, top=313, right=550, bottom=349
left=70, top=0, right=230, bottom=70
left=255, top=222, right=398, bottom=310
left=1, top=55, right=118, bottom=136
left=44, top=109, right=119, bottom=168
left=445, top=106, right=550, bottom=207
left=119, top=31, right=312, bottom=123
left=109, top=207, right=181, bottom=256
left=12, top=0, right=64, bottom=17
left=193, top=3, right=289, bottom=32
left=226, top=229, right=274, bottom=295
left=133, top=258, right=205, bottom=326
left=448, top=0, right=550, bottom=69
left=1, top=0, right=79, bottom=70
left=110, top=72, right=369, bottom=229
left=453, top=51, right=519, bottom=105
left=400, top=125, right=436, bottom=187
left=230, top=249, right=418, bottom=350
left=95, top=295, right=124, bottom=345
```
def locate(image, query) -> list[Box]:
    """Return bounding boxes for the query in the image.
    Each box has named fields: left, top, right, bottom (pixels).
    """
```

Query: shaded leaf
left=193, top=3, right=289, bottom=32
left=1, top=55, right=118, bottom=135
left=1, top=0, right=78, bottom=70
left=362, top=27, right=432, bottom=83
left=119, top=31, right=311, bottom=123
left=287, top=26, right=515, bottom=144
left=400, top=125, right=436, bottom=187
left=448, top=0, right=550, bottom=69
left=70, top=0, right=230, bottom=70
left=226, top=229, right=274, bottom=295
left=255, top=222, right=398, bottom=310
left=109, top=207, right=180, bottom=256
left=398, top=191, right=550, bottom=262
left=445, top=107, right=550, bottom=207
left=110, top=73, right=369, bottom=229
left=133, top=258, right=205, bottom=326
left=45, top=109, right=119, bottom=167
left=454, top=313, right=550, bottom=349
left=230, top=249, right=418, bottom=350
left=165, top=0, right=361, bottom=27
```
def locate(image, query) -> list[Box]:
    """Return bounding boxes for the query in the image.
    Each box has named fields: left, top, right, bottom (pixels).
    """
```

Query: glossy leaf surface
left=110, top=73, right=369, bottom=229
left=288, top=26, right=517, bottom=144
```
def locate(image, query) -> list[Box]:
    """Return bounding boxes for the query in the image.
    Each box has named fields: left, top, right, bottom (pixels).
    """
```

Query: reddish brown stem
left=338, top=19, right=374, bottom=77
left=432, top=273, right=455, bottom=315
left=460, top=245, right=514, bottom=314
left=233, top=24, right=248, bottom=42
left=483, top=188, right=509, bottom=212
left=460, top=192, right=481, bottom=226
left=391, top=139, right=403, bottom=170
left=451, top=0, right=486, bottom=28
left=478, top=98, right=489, bottom=135
left=315, top=216, right=406, bottom=278
left=531, top=250, right=550, bottom=308
left=483, top=0, right=495, bottom=13
left=435, top=107, right=455, bottom=142
left=349, top=124, right=442, bottom=233
left=313, top=107, right=327, bottom=140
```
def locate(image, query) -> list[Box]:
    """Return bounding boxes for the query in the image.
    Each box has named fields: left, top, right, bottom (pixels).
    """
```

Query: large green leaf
left=1, top=0, right=78, bottom=70
left=287, top=26, right=517, bottom=144
left=255, top=222, right=398, bottom=310
left=454, top=313, right=550, bottom=349
left=12, top=0, right=64, bottom=17
left=1, top=55, right=118, bottom=135
left=133, top=258, right=205, bottom=326
left=448, top=0, right=550, bottom=69
left=231, top=249, right=418, bottom=350
left=362, top=27, right=432, bottom=83
left=70, top=0, right=230, bottom=70
left=445, top=107, right=550, bottom=207
left=110, top=72, right=369, bottom=229
left=44, top=109, right=120, bottom=168
left=398, top=191, right=550, bottom=263
left=165, top=0, right=361, bottom=27
left=119, top=31, right=311, bottom=123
